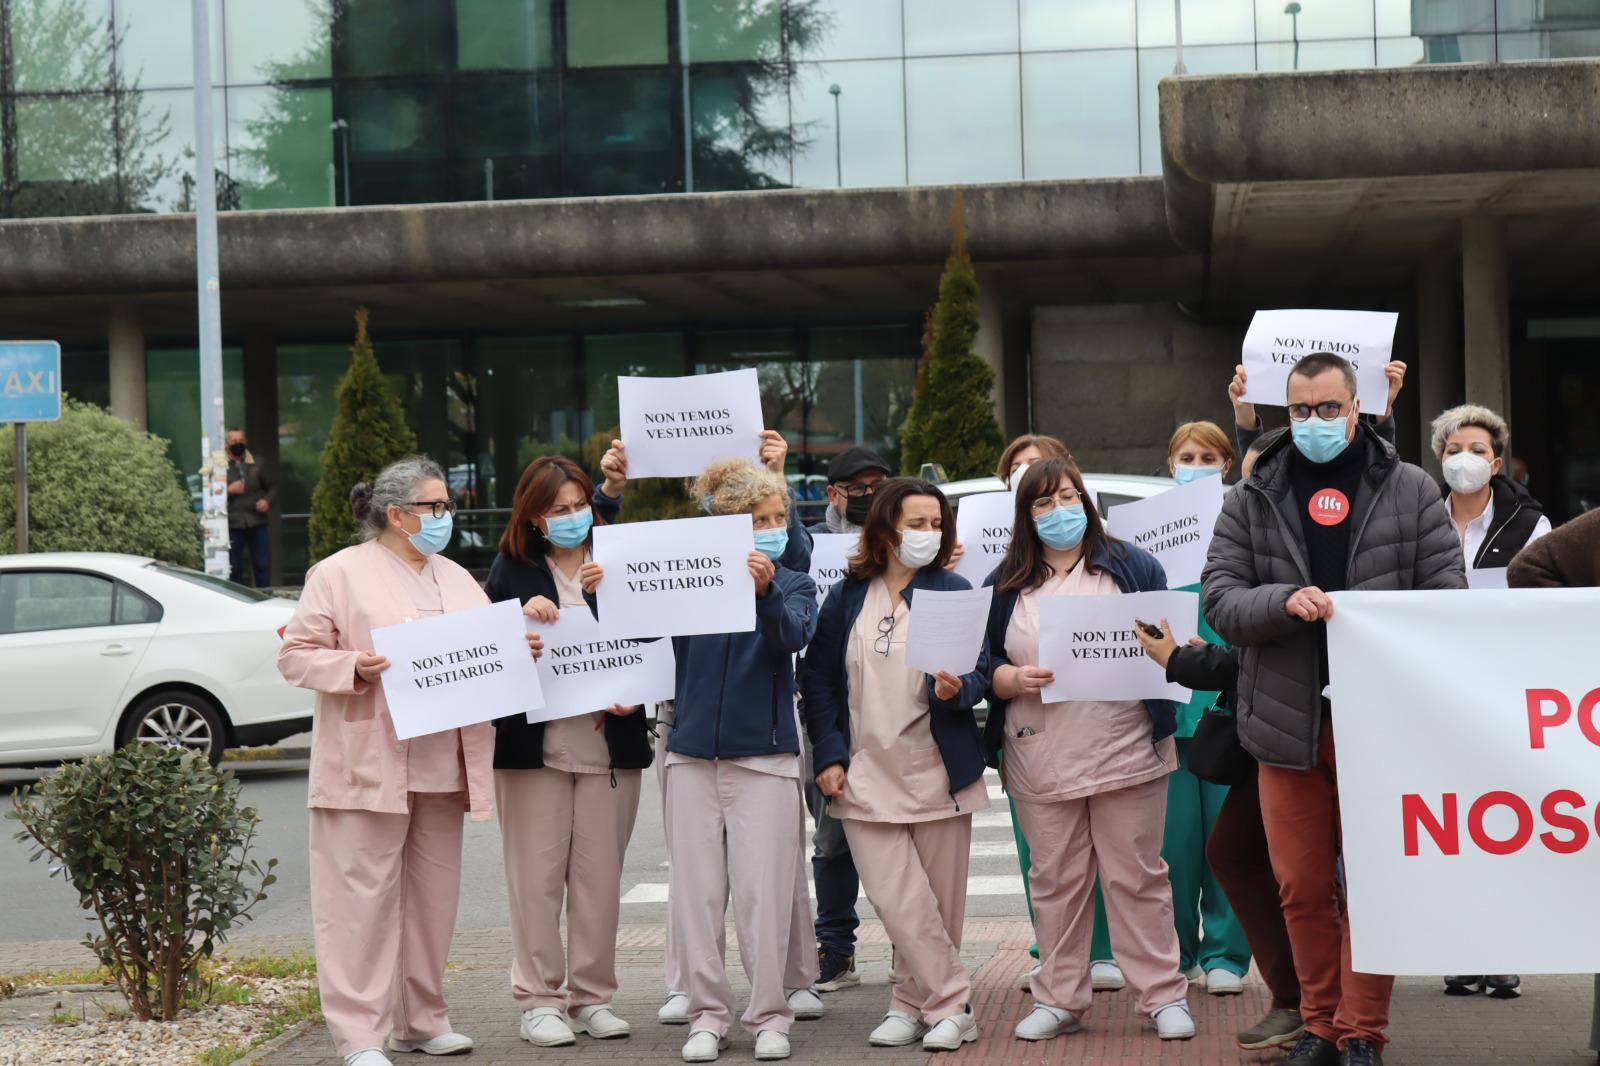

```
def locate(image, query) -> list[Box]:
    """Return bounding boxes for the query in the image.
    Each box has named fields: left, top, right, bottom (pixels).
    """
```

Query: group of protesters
left=276, top=348, right=1599, bottom=1066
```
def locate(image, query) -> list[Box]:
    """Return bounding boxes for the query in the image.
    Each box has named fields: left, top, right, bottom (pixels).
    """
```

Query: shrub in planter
left=7, top=744, right=277, bottom=1021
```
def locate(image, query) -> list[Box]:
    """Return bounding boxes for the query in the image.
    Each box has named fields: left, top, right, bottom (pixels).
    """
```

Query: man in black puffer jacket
left=1201, top=353, right=1464, bottom=1066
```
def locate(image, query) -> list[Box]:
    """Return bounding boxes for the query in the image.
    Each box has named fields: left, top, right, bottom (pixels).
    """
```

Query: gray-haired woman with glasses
left=801, top=478, right=991, bottom=1053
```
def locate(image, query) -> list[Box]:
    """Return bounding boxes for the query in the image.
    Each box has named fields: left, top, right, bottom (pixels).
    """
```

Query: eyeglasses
left=406, top=499, right=458, bottom=519
left=873, top=614, right=896, bottom=657
left=1288, top=401, right=1347, bottom=422
left=838, top=482, right=877, bottom=498
left=1030, top=489, right=1081, bottom=516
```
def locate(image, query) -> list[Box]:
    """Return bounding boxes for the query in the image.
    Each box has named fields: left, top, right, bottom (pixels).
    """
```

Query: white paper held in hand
left=1037, top=590, right=1198, bottom=703
left=903, top=586, right=994, bottom=676
left=1105, top=477, right=1223, bottom=589
left=370, top=598, right=545, bottom=740
left=527, top=607, right=676, bottom=723
left=807, top=534, right=858, bottom=607
left=617, top=367, right=766, bottom=479
left=1240, top=309, right=1397, bottom=414
left=591, top=514, right=756, bottom=638
left=952, top=491, right=1015, bottom=588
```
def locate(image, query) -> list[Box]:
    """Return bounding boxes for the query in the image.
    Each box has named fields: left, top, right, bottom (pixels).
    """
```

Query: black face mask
left=843, top=492, right=873, bottom=527
left=229, top=443, right=247, bottom=458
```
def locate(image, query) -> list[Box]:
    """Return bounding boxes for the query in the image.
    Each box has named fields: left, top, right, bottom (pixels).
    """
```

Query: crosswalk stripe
left=622, top=874, right=1026, bottom=906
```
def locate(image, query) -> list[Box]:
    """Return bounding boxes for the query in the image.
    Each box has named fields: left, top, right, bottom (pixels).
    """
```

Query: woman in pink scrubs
left=801, top=478, right=991, bottom=1053
left=278, top=457, right=539, bottom=1066
left=981, top=457, right=1194, bottom=1043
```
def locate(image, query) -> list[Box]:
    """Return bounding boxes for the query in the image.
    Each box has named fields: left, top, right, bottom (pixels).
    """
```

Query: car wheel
left=118, top=691, right=228, bottom=767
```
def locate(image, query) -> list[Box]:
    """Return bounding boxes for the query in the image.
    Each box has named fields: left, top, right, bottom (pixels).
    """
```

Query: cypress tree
left=899, top=194, right=1004, bottom=479
left=307, top=307, right=418, bottom=563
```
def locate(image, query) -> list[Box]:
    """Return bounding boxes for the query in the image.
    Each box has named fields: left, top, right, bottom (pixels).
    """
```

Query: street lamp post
left=190, top=0, right=228, bottom=576
left=1285, top=2, right=1302, bottom=69
left=829, top=84, right=842, bottom=188
left=1173, top=0, right=1187, bottom=74
left=330, top=118, right=351, bottom=206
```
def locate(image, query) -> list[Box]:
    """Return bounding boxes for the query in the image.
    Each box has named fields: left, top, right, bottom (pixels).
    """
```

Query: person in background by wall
left=226, top=427, right=274, bottom=587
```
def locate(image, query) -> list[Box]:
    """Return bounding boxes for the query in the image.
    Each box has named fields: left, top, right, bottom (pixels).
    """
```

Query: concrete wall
left=1030, top=304, right=1243, bottom=475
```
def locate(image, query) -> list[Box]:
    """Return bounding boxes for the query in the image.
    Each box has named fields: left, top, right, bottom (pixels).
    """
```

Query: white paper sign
left=1240, top=309, right=1397, bottom=414
left=1466, top=566, right=1509, bottom=590
left=1037, top=590, right=1198, bottom=703
left=1106, top=477, right=1223, bottom=589
left=617, top=368, right=765, bottom=479
left=592, top=515, right=756, bottom=638
left=953, top=490, right=1015, bottom=587
left=904, top=586, right=994, bottom=676
left=1327, top=588, right=1600, bottom=973
left=371, top=599, right=544, bottom=740
left=808, top=534, right=857, bottom=607
left=527, top=608, right=676, bottom=724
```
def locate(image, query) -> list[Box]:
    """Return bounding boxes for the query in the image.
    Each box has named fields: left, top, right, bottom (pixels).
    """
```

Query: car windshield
left=146, top=563, right=274, bottom=603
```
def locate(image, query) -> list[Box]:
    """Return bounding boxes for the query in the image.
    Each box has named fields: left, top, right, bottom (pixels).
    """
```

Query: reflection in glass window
left=456, top=0, right=555, bottom=69
left=1137, top=44, right=1256, bottom=175
left=1136, top=0, right=1255, bottom=47
left=336, top=0, right=451, bottom=76
left=564, top=69, right=680, bottom=196
left=224, top=0, right=331, bottom=83
left=906, top=55, right=1022, bottom=185
left=791, top=60, right=906, bottom=188
left=904, top=0, right=1019, bottom=56
left=1499, top=0, right=1600, bottom=32
left=229, top=85, right=335, bottom=210
left=1498, top=28, right=1600, bottom=59
left=584, top=334, right=688, bottom=435
left=687, top=0, right=782, bottom=62
left=693, top=330, right=806, bottom=459
left=453, top=76, right=561, bottom=200
left=1376, top=36, right=1427, bottom=65
left=809, top=325, right=918, bottom=473
left=567, top=0, right=669, bottom=67
left=146, top=347, right=245, bottom=479
left=114, top=0, right=222, bottom=88
left=1390, top=0, right=1495, bottom=36
left=11, top=0, right=113, bottom=92
left=788, top=0, right=902, bottom=61
left=1022, top=51, right=1139, bottom=180
left=477, top=337, right=581, bottom=508
left=13, top=89, right=189, bottom=215
left=1254, top=0, right=1374, bottom=42
left=1256, top=37, right=1377, bottom=71
left=1419, top=30, right=1500, bottom=61
left=343, top=82, right=449, bottom=204
left=1021, top=0, right=1136, bottom=50
left=690, top=65, right=793, bottom=191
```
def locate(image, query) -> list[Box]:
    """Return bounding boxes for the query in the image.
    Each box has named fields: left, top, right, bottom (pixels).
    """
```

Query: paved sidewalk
left=224, top=919, right=1596, bottom=1066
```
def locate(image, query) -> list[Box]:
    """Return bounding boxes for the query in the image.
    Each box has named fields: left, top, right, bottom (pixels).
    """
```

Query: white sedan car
left=0, top=553, right=312, bottom=767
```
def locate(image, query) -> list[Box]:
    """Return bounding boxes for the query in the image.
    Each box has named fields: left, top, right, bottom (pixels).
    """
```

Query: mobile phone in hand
left=1134, top=618, right=1163, bottom=639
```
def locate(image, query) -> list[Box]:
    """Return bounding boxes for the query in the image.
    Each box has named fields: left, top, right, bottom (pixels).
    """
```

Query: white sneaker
left=1090, top=959, right=1126, bottom=991
left=520, top=1008, right=576, bottom=1047
left=1019, top=962, right=1041, bottom=991
left=1183, top=964, right=1205, bottom=982
left=1013, top=1003, right=1082, bottom=1041
left=387, top=1032, right=473, bottom=1055
left=755, top=1030, right=791, bottom=1060
left=868, top=1011, right=926, bottom=1047
left=682, top=1029, right=730, bottom=1062
left=1205, top=968, right=1244, bottom=996
left=573, top=1004, right=632, bottom=1039
left=1153, top=1001, right=1196, bottom=1040
left=785, top=987, right=824, bottom=1020
left=345, top=1052, right=393, bottom=1066
left=921, top=1009, right=978, bottom=1051
left=659, top=992, right=690, bottom=1025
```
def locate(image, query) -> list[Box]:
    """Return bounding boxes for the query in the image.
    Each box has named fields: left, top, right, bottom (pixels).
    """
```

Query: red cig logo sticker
left=1308, top=488, right=1350, bottom=526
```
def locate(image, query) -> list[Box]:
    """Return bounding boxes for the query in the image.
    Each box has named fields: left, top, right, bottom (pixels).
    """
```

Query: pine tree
left=307, top=307, right=418, bottom=563
left=899, top=194, right=1004, bottom=479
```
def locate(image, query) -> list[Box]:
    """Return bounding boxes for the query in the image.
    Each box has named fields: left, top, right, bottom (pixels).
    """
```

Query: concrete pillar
left=1462, top=216, right=1511, bottom=418
left=974, top=272, right=1008, bottom=438
left=107, top=302, right=147, bottom=430
left=1415, top=253, right=1462, bottom=476
left=241, top=332, right=282, bottom=587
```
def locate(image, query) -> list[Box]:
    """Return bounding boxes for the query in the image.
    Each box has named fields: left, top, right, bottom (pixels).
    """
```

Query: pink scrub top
left=541, top=556, right=613, bottom=775
left=830, top=577, right=990, bottom=824
left=1001, top=563, right=1176, bottom=803
left=379, top=547, right=466, bottom=794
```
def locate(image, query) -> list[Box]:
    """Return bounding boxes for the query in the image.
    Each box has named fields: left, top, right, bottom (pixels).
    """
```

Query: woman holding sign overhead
left=802, top=478, right=992, bottom=1053
left=981, top=458, right=1193, bottom=1044
left=279, top=456, right=540, bottom=1066
left=485, top=453, right=653, bottom=1048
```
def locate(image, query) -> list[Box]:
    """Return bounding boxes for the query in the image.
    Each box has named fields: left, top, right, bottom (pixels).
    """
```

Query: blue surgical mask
left=1034, top=504, right=1088, bottom=550
left=408, top=513, right=453, bottom=556
left=544, top=507, right=593, bottom=549
left=753, top=527, right=789, bottom=562
left=1173, top=465, right=1222, bottom=486
left=1292, top=416, right=1352, bottom=464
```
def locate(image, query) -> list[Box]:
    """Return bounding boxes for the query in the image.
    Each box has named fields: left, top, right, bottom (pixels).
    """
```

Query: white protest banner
left=904, top=586, right=994, bottom=676
left=808, top=534, right=857, bottom=607
left=527, top=608, right=675, bottom=724
left=592, top=514, right=755, bottom=638
left=617, top=368, right=765, bottom=479
left=1240, top=309, right=1397, bottom=414
left=1037, top=590, right=1198, bottom=703
left=1105, top=477, right=1223, bottom=589
left=1327, top=588, right=1600, bottom=974
left=1466, top=566, right=1509, bottom=590
left=371, top=599, right=543, bottom=740
left=953, top=490, right=1015, bottom=587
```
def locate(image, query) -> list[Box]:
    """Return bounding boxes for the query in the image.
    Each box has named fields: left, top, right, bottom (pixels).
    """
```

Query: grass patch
left=192, top=985, right=321, bottom=1066
left=222, top=955, right=316, bottom=980
left=48, top=1009, right=80, bottom=1025
left=0, top=964, right=115, bottom=992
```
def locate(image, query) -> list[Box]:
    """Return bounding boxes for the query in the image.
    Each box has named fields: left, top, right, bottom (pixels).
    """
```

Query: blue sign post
left=1, top=341, right=64, bottom=554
